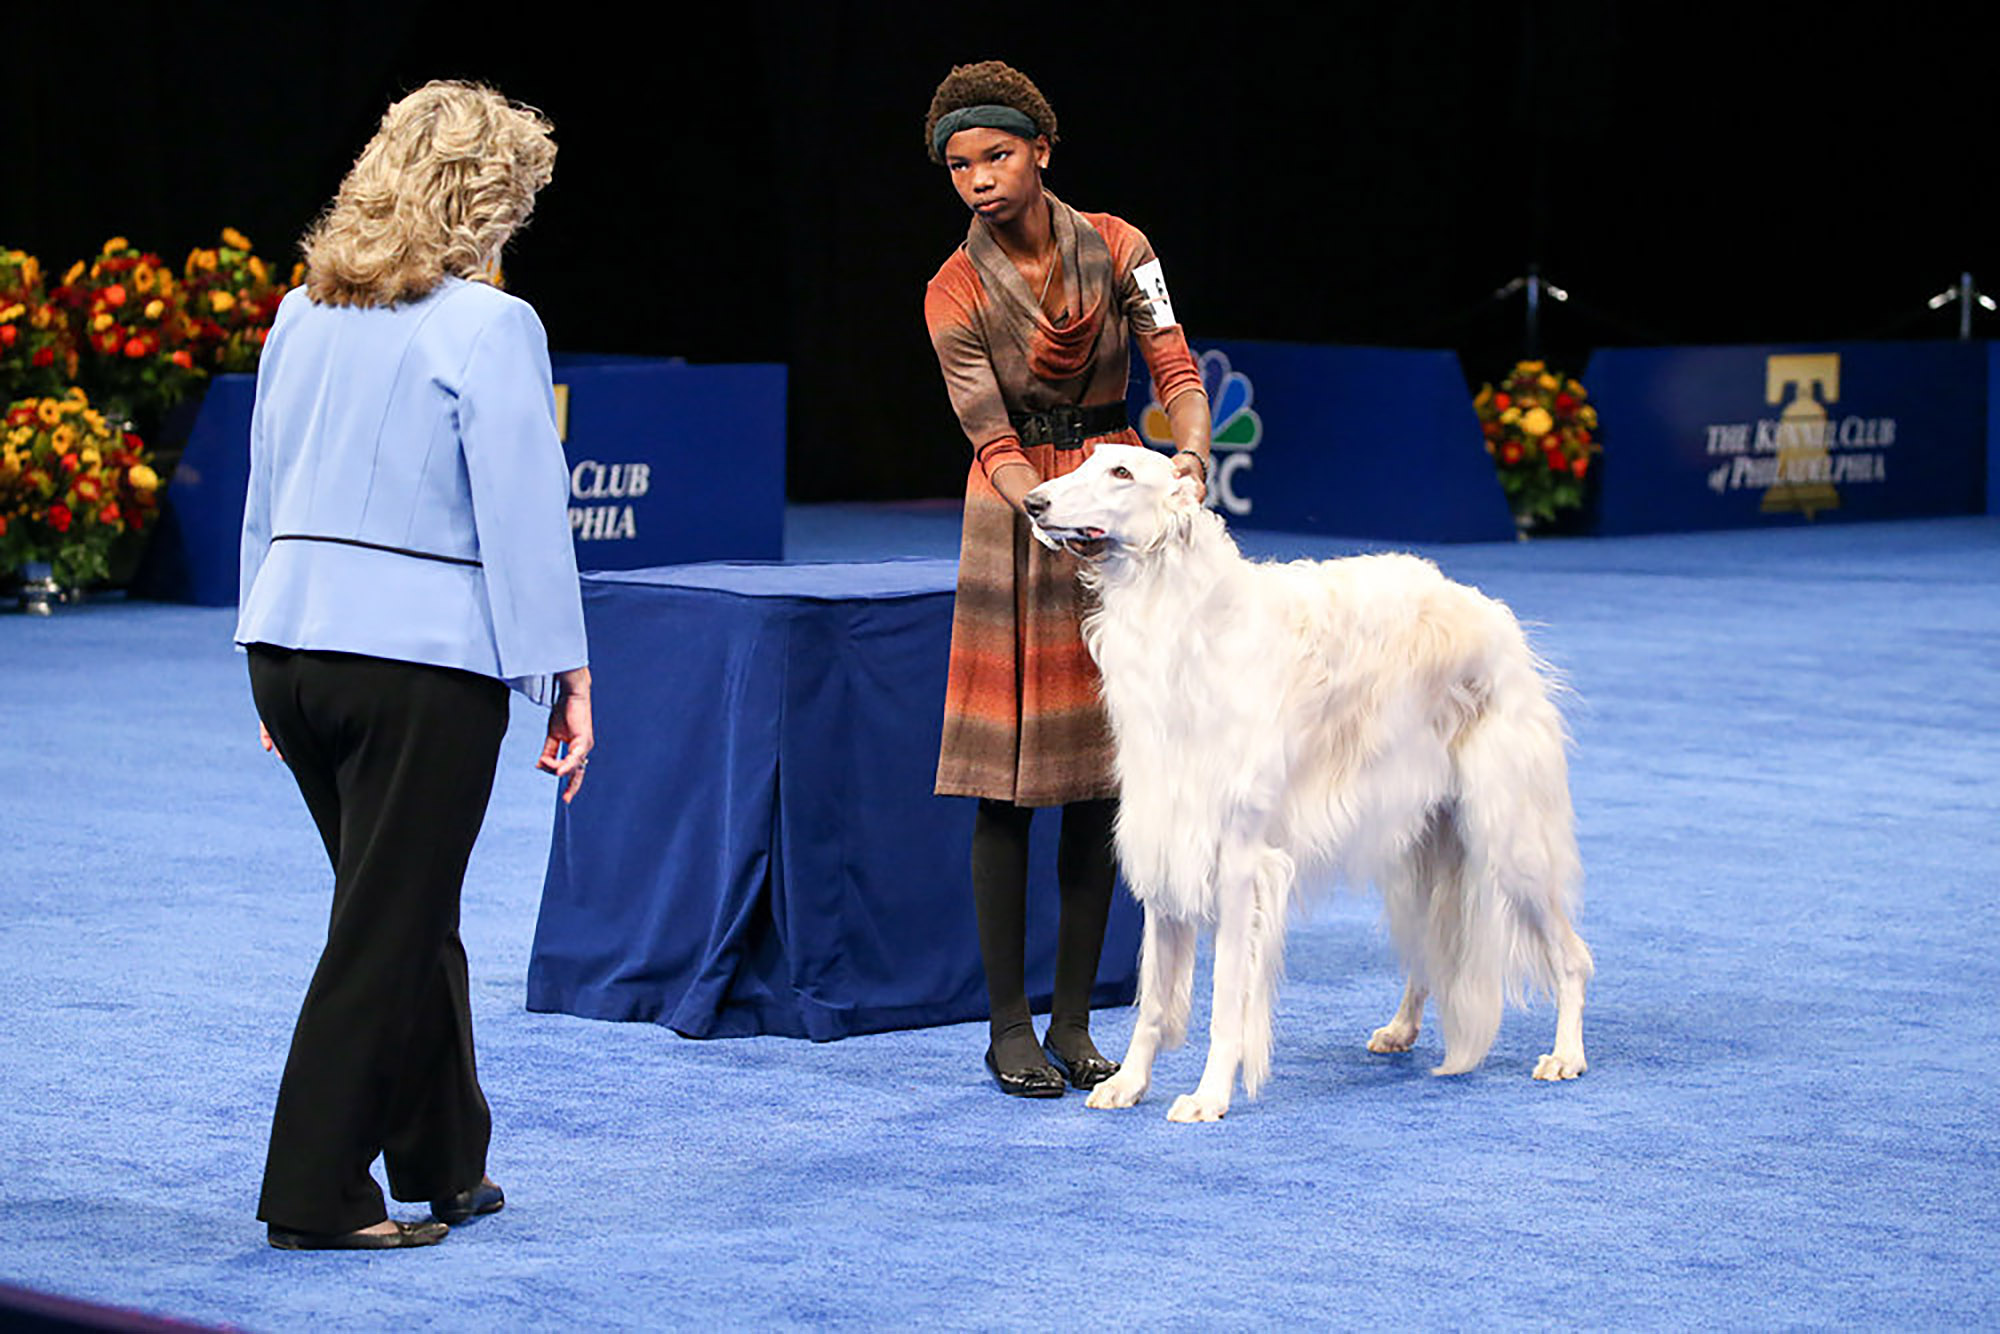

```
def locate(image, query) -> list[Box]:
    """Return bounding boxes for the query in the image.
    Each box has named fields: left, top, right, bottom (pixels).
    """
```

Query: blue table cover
left=526, top=558, right=1142, bottom=1040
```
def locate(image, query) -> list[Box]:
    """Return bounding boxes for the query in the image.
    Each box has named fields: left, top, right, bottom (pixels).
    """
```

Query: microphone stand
left=1925, top=272, right=1995, bottom=340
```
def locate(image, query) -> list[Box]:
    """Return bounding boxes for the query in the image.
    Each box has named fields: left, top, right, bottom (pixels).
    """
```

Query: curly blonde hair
left=303, top=80, right=556, bottom=308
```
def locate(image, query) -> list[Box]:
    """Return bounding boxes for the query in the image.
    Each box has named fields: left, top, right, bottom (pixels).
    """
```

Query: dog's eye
left=1109, top=466, right=1132, bottom=480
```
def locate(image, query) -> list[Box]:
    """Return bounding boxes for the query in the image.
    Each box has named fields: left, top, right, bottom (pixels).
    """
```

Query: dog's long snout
left=1021, top=491, right=1049, bottom=519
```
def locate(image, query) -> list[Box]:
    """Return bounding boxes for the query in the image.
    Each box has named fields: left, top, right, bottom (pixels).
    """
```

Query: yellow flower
left=7, top=428, right=30, bottom=449
left=31, top=306, right=52, bottom=329
left=145, top=299, right=165, bottom=320
left=221, top=227, right=254, bottom=252
left=194, top=248, right=219, bottom=274
left=1580, top=405, right=1599, bottom=428
left=80, top=446, right=101, bottom=466
left=63, top=261, right=85, bottom=285
left=1566, top=379, right=1585, bottom=397
left=248, top=256, right=268, bottom=283
left=1473, top=385, right=1493, bottom=410
left=1499, top=406, right=1522, bottom=426
left=52, top=424, right=77, bottom=451
left=92, top=313, right=114, bottom=333
left=209, top=290, right=235, bottom=314
left=128, top=464, right=160, bottom=492
left=65, top=386, right=89, bottom=404
left=1518, top=359, right=1546, bottom=374
left=57, top=396, right=83, bottom=415
left=83, top=410, right=106, bottom=432
left=134, top=264, right=157, bottom=294
left=1537, top=373, right=1559, bottom=391
left=1521, top=406, right=1554, bottom=437
left=36, top=399, right=62, bottom=426
left=21, top=256, right=40, bottom=287
left=102, top=237, right=130, bottom=255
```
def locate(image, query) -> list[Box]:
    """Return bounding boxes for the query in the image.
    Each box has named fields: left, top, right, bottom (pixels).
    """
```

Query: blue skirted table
left=526, top=558, right=1142, bottom=1040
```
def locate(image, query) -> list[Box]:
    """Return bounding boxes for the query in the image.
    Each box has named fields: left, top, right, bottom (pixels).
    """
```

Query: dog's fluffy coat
left=1024, top=445, right=1592, bottom=1121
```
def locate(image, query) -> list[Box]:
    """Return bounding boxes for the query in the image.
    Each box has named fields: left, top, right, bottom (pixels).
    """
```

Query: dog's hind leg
left=1530, top=908, right=1592, bottom=1081
left=1085, top=907, right=1195, bottom=1110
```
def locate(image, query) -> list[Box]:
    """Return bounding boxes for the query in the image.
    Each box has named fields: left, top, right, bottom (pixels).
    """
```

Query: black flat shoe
left=984, top=1047, right=1065, bottom=1098
left=268, top=1219, right=448, bottom=1250
left=431, top=1178, right=505, bottom=1225
left=1043, top=1037, right=1120, bottom=1091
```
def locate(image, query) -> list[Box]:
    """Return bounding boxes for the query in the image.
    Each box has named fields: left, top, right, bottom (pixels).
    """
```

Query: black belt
left=1010, top=403, right=1128, bottom=449
left=271, top=533, right=482, bottom=568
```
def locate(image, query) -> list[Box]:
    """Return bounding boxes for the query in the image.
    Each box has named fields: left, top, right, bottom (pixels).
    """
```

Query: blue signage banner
left=1126, top=340, right=1515, bottom=543
left=1585, top=341, right=1989, bottom=535
left=552, top=356, right=785, bottom=570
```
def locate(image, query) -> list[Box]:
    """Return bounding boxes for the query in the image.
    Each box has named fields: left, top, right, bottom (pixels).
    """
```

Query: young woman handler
left=922, top=61, right=1212, bottom=1097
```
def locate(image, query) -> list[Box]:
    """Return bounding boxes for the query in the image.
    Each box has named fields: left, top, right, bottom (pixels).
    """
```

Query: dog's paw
left=1367, top=1022, right=1418, bottom=1053
left=1532, top=1049, right=1587, bottom=1081
left=1166, top=1092, right=1228, bottom=1123
left=1084, top=1068, right=1148, bottom=1110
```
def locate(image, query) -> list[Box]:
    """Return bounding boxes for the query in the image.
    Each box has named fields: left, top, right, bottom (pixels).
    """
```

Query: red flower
left=103, top=284, right=128, bottom=308
left=97, top=332, right=122, bottom=355
left=1576, top=429, right=1592, bottom=445
left=1499, top=441, right=1524, bottom=466
left=171, top=349, right=194, bottom=369
left=1546, top=450, right=1566, bottom=472
left=1555, top=393, right=1576, bottom=412
left=124, top=433, right=145, bottom=451
left=1493, top=392, right=1512, bottom=411
left=4, top=407, right=29, bottom=426
left=0, top=324, right=15, bottom=347
left=1571, top=456, right=1589, bottom=479
left=31, top=347, right=54, bottom=368
left=61, top=453, right=81, bottom=474
left=0, top=513, right=7, bottom=536
left=100, top=501, right=122, bottom=526
left=1480, top=421, right=1500, bottom=439
left=48, top=503, right=72, bottom=532
left=75, top=476, right=102, bottom=502
left=123, top=337, right=149, bottom=359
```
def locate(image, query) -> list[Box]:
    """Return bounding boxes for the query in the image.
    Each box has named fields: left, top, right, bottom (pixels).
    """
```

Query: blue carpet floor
left=2, top=508, right=1997, bottom=1329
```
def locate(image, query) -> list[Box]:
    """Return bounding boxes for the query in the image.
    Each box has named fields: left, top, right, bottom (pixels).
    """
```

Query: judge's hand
left=258, top=721, right=282, bottom=761
left=539, top=667, right=594, bottom=803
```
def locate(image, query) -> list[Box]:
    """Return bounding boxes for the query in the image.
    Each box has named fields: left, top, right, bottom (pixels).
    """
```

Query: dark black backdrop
left=11, top=3, right=1989, bottom=501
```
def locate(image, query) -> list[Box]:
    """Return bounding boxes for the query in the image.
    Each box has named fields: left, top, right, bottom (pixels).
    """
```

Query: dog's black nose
left=1021, top=493, right=1047, bottom=517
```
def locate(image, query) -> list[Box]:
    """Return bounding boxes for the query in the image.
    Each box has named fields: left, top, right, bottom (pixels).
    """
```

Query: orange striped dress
left=926, top=191, right=1203, bottom=806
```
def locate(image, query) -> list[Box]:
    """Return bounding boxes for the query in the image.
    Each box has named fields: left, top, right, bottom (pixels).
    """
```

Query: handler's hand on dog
left=539, top=667, right=594, bottom=803
left=1170, top=452, right=1209, bottom=505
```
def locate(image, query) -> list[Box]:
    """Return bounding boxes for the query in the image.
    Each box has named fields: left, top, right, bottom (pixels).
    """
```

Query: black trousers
left=248, top=645, right=509, bottom=1234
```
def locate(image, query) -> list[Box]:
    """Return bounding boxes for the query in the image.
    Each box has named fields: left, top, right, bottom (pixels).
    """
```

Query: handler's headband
left=932, top=104, right=1044, bottom=158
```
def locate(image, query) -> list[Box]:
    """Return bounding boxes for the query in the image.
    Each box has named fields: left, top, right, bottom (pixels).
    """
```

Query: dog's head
left=1022, top=444, right=1203, bottom=558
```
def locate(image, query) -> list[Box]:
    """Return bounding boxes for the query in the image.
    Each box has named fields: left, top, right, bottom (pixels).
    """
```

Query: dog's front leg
left=1368, top=975, right=1427, bottom=1054
left=1086, top=908, right=1195, bottom=1110
left=1167, top=882, right=1252, bottom=1123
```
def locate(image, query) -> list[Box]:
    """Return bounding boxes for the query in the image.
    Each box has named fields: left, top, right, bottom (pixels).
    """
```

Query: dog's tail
left=1432, top=652, right=1585, bottom=1073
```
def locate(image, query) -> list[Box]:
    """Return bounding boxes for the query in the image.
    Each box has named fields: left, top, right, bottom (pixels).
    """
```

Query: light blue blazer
left=235, top=279, right=587, bottom=700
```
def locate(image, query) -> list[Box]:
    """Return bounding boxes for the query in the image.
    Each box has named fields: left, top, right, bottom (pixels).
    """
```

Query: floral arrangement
left=1473, top=360, right=1601, bottom=526
left=182, top=227, right=296, bottom=372
left=0, top=248, right=78, bottom=403
left=50, top=237, right=205, bottom=424
left=0, top=389, right=161, bottom=586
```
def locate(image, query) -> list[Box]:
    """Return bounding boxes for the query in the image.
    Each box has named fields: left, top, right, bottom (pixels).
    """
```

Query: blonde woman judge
left=237, top=80, right=591, bottom=1250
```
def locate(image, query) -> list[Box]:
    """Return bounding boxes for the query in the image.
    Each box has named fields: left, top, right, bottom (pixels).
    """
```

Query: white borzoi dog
left=1022, top=444, right=1592, bottom=1123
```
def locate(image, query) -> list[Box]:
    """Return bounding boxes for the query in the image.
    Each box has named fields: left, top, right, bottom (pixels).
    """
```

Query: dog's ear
left=1167, top=473, right=1203, bottom=514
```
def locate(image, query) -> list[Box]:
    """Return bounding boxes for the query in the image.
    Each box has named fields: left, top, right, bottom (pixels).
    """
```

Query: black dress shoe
left=984, top=1047, right=1066, bottom=1098
left=1043, top=1037, right=1120, bottom=1090
left=431, top=1178, right=505, bottom=1225
left=268, top=1219, right=449, bottom=1250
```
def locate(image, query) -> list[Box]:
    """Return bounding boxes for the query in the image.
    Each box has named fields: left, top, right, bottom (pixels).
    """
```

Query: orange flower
left=103, top=284, right=128, bottom=309
left=171, top=349, right=194, bottom=369
left=123, top=336, right=148, bottom=359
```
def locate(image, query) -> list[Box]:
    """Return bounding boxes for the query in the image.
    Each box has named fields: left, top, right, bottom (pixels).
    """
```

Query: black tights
left=971, top=797, right=1117, bottom=1070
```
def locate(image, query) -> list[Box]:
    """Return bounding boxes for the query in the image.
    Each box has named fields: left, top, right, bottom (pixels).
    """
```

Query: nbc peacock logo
left=1140, top=348, right=1262, bottom=515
